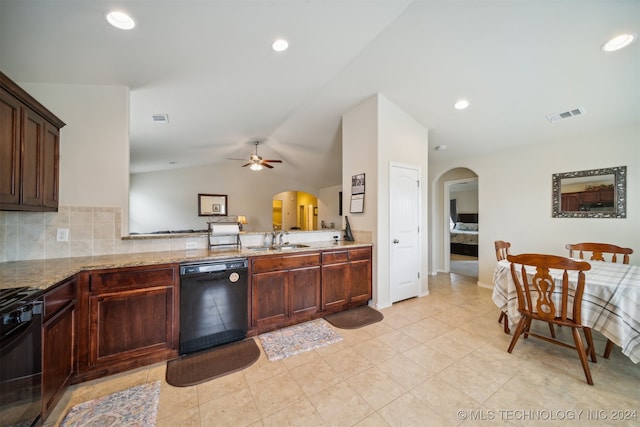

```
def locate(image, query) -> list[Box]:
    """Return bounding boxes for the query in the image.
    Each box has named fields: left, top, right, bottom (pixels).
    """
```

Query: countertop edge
left=0, top=241, right=372, bottom=291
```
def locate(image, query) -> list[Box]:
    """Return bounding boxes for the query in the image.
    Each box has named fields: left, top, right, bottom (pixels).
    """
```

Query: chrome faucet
left=275, top=230, right=289, bottom=246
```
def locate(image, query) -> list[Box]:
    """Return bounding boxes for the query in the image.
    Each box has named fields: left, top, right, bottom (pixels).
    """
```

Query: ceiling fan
left=232, top=141, right=282, bottom=171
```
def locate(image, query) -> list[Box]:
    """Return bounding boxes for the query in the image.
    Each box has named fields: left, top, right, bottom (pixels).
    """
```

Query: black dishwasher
left=179, top=259, right=248, bottom=355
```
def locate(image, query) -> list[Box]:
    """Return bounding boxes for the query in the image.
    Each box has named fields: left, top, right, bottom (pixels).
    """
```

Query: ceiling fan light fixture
left=250, top=163, right=263, bottom=171
left=105, top=11, right=136, bottom=30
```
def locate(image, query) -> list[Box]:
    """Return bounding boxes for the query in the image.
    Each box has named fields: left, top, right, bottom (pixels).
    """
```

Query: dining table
left=492, top=259, right=640, bottom=364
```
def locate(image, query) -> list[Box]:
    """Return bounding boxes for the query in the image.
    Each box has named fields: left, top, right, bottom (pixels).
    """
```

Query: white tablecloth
left=492, top=259, right=640, bottom=363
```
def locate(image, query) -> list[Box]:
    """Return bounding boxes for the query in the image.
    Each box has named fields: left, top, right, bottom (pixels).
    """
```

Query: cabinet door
left=321, top=262, right=349, bottom=312
left=21, top=107, right=45, bottom=206
left=289, top=266, right=320, bottom=319
left=348, top=259, right=372, bottom=304
left=579, top=191, right=600, bottom=204
left=42, top=303, right=74, bottom=419
left=252, top=271, right=288, bottom=327
left=600, top=189, right=614, bottom=202
left=562, top=193, right=579, bottom=211
left=88, top=286, right=174, bottom=368
left=42, top=122, right=59, bottom=208
left=0, top=88, right=21, bottom=205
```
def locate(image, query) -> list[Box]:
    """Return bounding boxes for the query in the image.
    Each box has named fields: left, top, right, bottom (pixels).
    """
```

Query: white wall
left=451, top=188, right=478, bottom=215
left=130, top=165, right=320, bottom=233
left=343, top=93, right=428, bottom=308
left=318, top=185, right=342, bottom=229
left=21, top=83, right=130, bottom=215
left=14, top=82, right=336, bottom=241
left=429, top=125, right=639, bottom=287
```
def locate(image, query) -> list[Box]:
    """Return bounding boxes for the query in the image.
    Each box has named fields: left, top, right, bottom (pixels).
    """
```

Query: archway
left=438, top=168, right=479, bottom=278
left=272, top=191, right=318, bottom=231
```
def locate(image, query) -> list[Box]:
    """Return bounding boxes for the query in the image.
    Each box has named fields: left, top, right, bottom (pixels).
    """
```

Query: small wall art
left=350, top=193, right=364, bottom=213
left=351, top=173, right=365, bottom=195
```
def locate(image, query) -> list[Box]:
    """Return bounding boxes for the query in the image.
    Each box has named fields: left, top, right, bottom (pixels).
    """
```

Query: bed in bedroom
left=450, top=213, right=478, bottom=257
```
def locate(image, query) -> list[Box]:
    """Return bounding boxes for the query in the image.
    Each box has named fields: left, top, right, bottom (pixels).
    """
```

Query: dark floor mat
left=166, top=338, right=260, bottom=387
left=323, top=305, right=384, bottom=329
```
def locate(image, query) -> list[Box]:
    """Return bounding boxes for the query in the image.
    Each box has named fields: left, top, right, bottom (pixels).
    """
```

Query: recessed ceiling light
left=602, top=33, right=636, bottom=52
left=454, top=99, right=469, bottom=110
left=271, top=39, right=289, bottom=52
left=435, top=145, right=447, bottom=151
left=106, top=11, right=136, bottom=30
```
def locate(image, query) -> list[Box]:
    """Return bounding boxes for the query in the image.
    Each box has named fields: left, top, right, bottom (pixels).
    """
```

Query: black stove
left=0, top=287, right=42, bottom=311
left=0, top=287, right=43, bottom=335
left=0, top=287, right=43, bottom=427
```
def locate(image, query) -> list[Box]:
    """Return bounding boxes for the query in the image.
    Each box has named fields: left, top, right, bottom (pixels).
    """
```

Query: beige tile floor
left=44, top=272, right=640, bottom=426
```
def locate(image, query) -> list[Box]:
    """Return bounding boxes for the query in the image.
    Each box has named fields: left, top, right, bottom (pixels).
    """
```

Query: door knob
left=393, top=239, right=399, bottom=244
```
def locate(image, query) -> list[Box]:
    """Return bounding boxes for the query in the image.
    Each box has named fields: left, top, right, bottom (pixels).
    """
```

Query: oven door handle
left=0, top=317, right=40, bottom=357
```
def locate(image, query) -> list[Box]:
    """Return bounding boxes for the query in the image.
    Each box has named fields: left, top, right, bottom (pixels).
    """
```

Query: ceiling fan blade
left=262, top=159, right=282, bottom=163
left=241, top=163, right=252, bottom=167
left=262, top=163, right=274, bottom=169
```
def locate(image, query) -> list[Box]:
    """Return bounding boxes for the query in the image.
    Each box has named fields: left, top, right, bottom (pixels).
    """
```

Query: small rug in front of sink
left=258, top=319, right=343, bottom=361
left=61, top=381, right=160, bottom=427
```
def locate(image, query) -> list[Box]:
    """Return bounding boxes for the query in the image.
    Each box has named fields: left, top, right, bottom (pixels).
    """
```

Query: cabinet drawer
left=44, top=277, right=76, bottom=321
left=322, top=250, right=348, bottom=264
left=89, top=265, right=176, bottom=293
left=251, top=253, right=320, bottom=273
left=349, top=248, right=371, bottom=261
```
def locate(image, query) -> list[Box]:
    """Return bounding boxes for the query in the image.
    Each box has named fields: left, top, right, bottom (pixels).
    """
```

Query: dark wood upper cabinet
left=0, top=71, right=64, bottom=211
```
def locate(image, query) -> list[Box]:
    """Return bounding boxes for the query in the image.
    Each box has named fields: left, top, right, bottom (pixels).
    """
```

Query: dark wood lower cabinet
left=250, top=246, right=372, bottom=334
left=74, top=264, right=179, bottom=383
left=42, top=277, right=76, bottom=421
left=321, top=247, right=372, bottom=312
left=251, top=253, right=321, bottom=333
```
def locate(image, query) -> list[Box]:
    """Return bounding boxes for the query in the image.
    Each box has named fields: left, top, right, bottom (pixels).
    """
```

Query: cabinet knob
left=393, top=239, right=399, bottom=244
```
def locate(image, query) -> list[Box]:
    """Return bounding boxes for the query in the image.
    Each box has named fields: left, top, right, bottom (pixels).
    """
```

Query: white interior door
left=390, top=164, right=421, bottom=303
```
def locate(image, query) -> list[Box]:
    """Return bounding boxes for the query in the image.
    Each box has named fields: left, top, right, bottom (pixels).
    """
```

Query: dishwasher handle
left=180, top=259, right=248, bottom=275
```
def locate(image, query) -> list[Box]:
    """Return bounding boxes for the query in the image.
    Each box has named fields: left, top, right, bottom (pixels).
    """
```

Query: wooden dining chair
left=565, top=242, right=634, bottom=358
left=506, top=253, right=597, bottom=385
left=495, top=240, right=511, bottom=334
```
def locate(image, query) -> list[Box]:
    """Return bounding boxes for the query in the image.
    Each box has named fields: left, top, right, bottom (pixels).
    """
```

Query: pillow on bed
left=454, top=222, right=478, bottom=231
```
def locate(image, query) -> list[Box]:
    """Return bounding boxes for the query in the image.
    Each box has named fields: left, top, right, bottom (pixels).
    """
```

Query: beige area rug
left=61, top=381, right=160, bottom=427
left=258, top=319, right=343, bottom=361
left=450, top=254, right=478, bottom=277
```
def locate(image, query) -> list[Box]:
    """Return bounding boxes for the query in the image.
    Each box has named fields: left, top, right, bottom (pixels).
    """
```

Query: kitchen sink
left=246, top=244, right=310, bottom=251
left=277, top=244, right=310, bottom=250
left=246, top=246, right=272, bottom=251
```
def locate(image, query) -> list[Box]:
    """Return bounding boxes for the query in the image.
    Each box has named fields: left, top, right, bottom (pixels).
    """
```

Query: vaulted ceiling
left=1, top=1, right=638, bottom=188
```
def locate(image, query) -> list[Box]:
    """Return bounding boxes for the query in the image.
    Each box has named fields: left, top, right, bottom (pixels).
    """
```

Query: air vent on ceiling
left=152, top=114, right=169, bottom=123
left=545, top=107, right=585, bottom=123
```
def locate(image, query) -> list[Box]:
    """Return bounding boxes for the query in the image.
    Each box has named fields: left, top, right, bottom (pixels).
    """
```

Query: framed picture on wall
left=351, top=173, right=365, bottom=195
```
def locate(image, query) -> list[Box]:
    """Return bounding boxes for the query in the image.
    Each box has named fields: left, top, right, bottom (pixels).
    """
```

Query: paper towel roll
left=210, top=224, right=240, bottom=234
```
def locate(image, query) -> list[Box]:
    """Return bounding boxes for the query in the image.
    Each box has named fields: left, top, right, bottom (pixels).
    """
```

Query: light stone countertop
left=0, top=240, right=372, bottom=291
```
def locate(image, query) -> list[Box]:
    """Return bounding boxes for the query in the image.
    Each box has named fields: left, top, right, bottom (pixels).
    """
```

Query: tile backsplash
left=0, top=206, right=371, bottom=263
left=1, top=206, right=119, bottom=262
